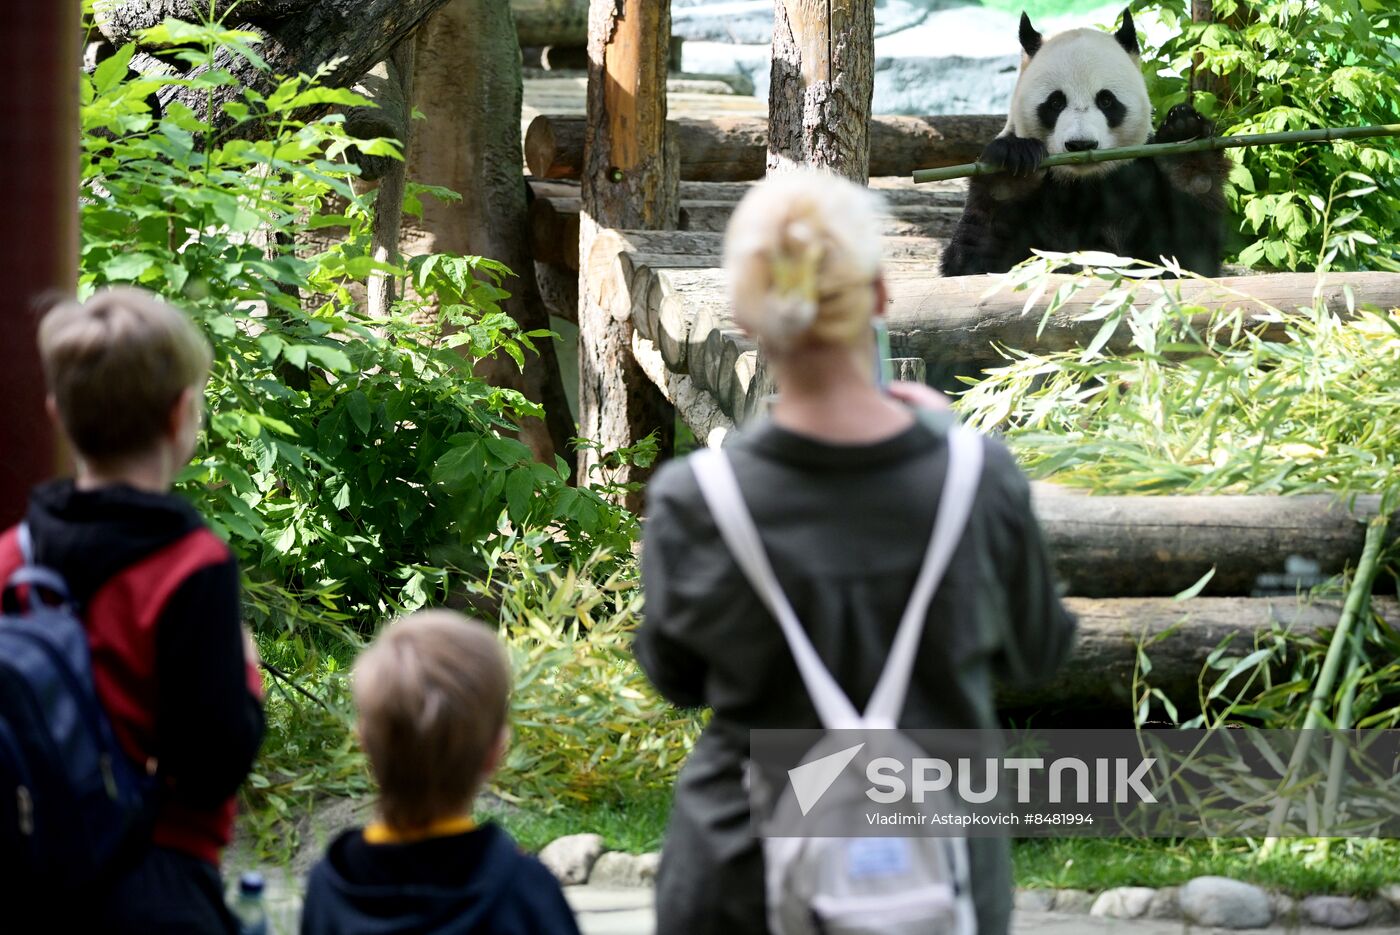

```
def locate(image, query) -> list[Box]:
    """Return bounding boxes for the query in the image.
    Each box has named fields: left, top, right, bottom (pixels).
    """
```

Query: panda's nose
left=1065, top=139, right=1100, bottom=152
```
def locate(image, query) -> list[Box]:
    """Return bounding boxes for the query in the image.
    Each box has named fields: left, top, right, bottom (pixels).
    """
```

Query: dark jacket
left=0, top=480, right=264, bottom=866
left=636, top=416, right=1076, bottom=935
left=301, top=823, right=582, bottom=935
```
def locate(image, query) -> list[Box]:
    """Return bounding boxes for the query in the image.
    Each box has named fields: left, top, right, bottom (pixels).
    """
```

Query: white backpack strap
left=690, top=448, right=863, bottom=729
left=863, top=425, right=983, bottom=727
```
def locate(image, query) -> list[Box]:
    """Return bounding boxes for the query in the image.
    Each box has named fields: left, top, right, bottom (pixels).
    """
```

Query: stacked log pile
left=519, top=78, right=1400, bottom=718
left=577, top=210, right=1400, bottom=712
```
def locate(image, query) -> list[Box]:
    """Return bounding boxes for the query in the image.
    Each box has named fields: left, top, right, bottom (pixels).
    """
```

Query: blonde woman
left=636, top=171, right=1075, bottom=934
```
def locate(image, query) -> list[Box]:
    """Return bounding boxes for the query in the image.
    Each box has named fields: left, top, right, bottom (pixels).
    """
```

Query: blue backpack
left=0, top=524, right=156, bottom=889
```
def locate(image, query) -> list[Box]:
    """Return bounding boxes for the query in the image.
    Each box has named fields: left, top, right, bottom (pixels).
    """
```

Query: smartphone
left=872, top=319, right=894, bottom=390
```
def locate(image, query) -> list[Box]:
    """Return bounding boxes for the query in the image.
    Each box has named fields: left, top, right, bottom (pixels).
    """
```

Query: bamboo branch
left=912, top=124, right=1400, bottom=184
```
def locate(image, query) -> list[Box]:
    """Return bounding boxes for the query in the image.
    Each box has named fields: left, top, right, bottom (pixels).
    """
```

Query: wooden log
left=880, top=271, right=1400, bottom=371
left=630, top=330, right=733, bottom=448
left=533, top=195, right=951, bottom=270
left=528, top=176, right=968, bottom=208
left=1034, top=491, right=1395, bottom=598
left=997, top=597, right=1400, bottom=711
left=525, top=113, right=1005, bottom=181
left=534, top=260, right=579, bottom=323
left=678, top=200, right=961, bottom=237
left=577, top=0, right=677, bottom=506
left=768, top=0, right=875, bottom=180
left=512, top=0, right=589, bottom=48
left=528, top=195, right=581, bottom=269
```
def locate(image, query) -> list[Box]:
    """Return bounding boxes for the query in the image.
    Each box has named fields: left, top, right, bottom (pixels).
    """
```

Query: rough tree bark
left=405, top=0, right=575, bottom=466
left=100, top=0, right=456, bottom=135
left=1, top=4, right=77, bottom=521
left=348, top=42, right=415, bottom=319
left=578, top=0, right=678, bottom=508
left=767, top=0, right=876, bottom=180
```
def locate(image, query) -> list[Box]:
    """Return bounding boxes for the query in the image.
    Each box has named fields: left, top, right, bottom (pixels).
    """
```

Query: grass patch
left=979, top=0, right=1115, bottom=21
left=1014, top=837, right=1400, bottom=897
left=480, top=787, right=672, bottom=855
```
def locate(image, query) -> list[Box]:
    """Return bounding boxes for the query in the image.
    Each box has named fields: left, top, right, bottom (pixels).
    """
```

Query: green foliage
left=79, top=20, right=635, bottom=633
left=484, top=546, right=705, bottom=809
left=959, top=251, right=1400, bottom=735
left=1136, top=0, right=1400, bottom=271
left=960, top=252, right=1400, bottom=497
left=1014, top=836, right=1400, bottom=896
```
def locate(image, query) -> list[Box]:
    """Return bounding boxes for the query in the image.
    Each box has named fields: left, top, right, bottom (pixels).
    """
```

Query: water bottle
left=233, top=871, right=269, bottom=935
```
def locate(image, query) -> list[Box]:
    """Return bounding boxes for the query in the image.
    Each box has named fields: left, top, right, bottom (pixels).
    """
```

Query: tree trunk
left=351, top=42, right=415, bottom=319
left=577, top=0, right=677, bottom=508
left=767, top=0, right=876, bottom=180
left=525, top=113, right=1000, bottom=181
left=997, top=597, right=1400, bottom=712
left=404, top=0, right=575, bottom=467
left=91, top=0, right=314, bottom=43
left=118, top=0, right=456, bottom=136
left=0, top=3, right=77, bottom=521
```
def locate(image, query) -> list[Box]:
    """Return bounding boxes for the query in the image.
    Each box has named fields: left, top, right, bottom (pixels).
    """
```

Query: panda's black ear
left=1115, top=7, right=1140, bottom=55
left=1019, top=11, right=1043, bottom=57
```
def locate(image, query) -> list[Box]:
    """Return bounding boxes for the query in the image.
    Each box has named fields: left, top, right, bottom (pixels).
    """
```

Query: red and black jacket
left=0, top=481, right=265, bottom=866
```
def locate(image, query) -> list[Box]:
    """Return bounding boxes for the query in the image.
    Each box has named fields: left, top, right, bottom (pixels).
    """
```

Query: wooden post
left=406, top=0, right=576, bottom=466
left=767, top=0, right=876, bottom=180
left=578, top=0, right=677, bottom=506
left=0, top=4, right=78, bottom=523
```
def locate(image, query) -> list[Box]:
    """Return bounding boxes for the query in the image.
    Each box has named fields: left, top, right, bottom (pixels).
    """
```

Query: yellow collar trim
left=363, top=815, right=477, bottom=845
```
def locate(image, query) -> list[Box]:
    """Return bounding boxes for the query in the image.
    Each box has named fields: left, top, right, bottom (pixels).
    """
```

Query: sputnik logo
left=787, top=742, right=865, bottom=816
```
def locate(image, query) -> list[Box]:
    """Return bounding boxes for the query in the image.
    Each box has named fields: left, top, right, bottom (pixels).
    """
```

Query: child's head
left=38, top=288, right=211, bottom=475
left=353, top=610, right=511, bottom=831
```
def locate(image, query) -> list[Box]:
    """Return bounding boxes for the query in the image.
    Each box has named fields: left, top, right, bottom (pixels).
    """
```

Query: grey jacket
left=636, top=416, right=1076, bottom=934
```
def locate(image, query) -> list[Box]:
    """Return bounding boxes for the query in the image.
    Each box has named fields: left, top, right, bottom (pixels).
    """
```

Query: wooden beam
left=0, top=3, right=77, bottom=522
left=998, top=597, right=1400, bottom=710
left=513, top=0, right=589, bottom=48
left=525, top=113, right=1002, bottom=181
left=1034, top=490, right=1394, bottom=598
left=578, top=0, right=677, bottom=508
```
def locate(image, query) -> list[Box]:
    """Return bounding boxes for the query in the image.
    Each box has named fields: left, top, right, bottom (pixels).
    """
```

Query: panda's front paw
left=1156, top=104, right=1215, bottom=143
left=982, top=135, right=1047, bottom=177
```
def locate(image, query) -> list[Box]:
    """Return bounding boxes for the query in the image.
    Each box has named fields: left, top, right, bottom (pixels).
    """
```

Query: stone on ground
left=1179, top=876, right=1274, bottom=929
left=540, top=833, right=605, bottom=885
left=1052, top=888, right=1095, bottom=912
left=589, top=852, right=660, bottom=888
left=1090, top=886, right=1156, bottom=919
left=1146, top=885, right=1180, bottom=920
left=1301, top=895, right=1371, bottom=929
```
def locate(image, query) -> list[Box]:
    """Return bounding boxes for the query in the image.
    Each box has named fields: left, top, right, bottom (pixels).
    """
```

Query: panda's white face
left=1009, top=26, right=1153, bottom=179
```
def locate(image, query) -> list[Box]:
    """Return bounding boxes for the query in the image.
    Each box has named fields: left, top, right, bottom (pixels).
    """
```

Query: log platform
left=518, top=57, right=1400, bottom=714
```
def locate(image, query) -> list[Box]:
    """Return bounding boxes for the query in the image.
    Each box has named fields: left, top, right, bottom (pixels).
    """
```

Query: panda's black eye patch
left=1096, top=89, right=1126, bottom=128
left=1037, top=90, right=1068, bottom=129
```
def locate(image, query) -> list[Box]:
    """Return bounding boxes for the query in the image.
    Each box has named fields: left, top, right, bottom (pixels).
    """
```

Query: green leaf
left=506, top=470, right=534, bottom=521
left=94, top=44, right=137, bottom=94
left=345, top=390, right=371, bottom=435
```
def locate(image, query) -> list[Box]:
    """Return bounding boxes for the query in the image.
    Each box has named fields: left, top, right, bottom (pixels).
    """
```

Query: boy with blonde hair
left=301, top=610, right=581, bottom=935
left=0, top=288, right=264, bottom=932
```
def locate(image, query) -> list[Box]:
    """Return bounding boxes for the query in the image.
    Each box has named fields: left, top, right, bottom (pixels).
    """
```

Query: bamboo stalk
left=912, top=124, right=1400, bottom=184
left=1262, top=513, right=1390, bottom=844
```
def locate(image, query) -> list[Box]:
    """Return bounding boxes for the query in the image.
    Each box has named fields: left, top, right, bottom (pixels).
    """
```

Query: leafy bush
left=960, top=252, right=1400, bottom=497
left=1136, top=0, right=1400, bottom=271
left=485, top=545, right=704, bottom=808
left=79, top=19, right=634, bottom=633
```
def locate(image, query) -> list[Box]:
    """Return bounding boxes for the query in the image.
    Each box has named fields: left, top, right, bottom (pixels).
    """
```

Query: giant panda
left=941, top=9, right=1231, bottom=277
